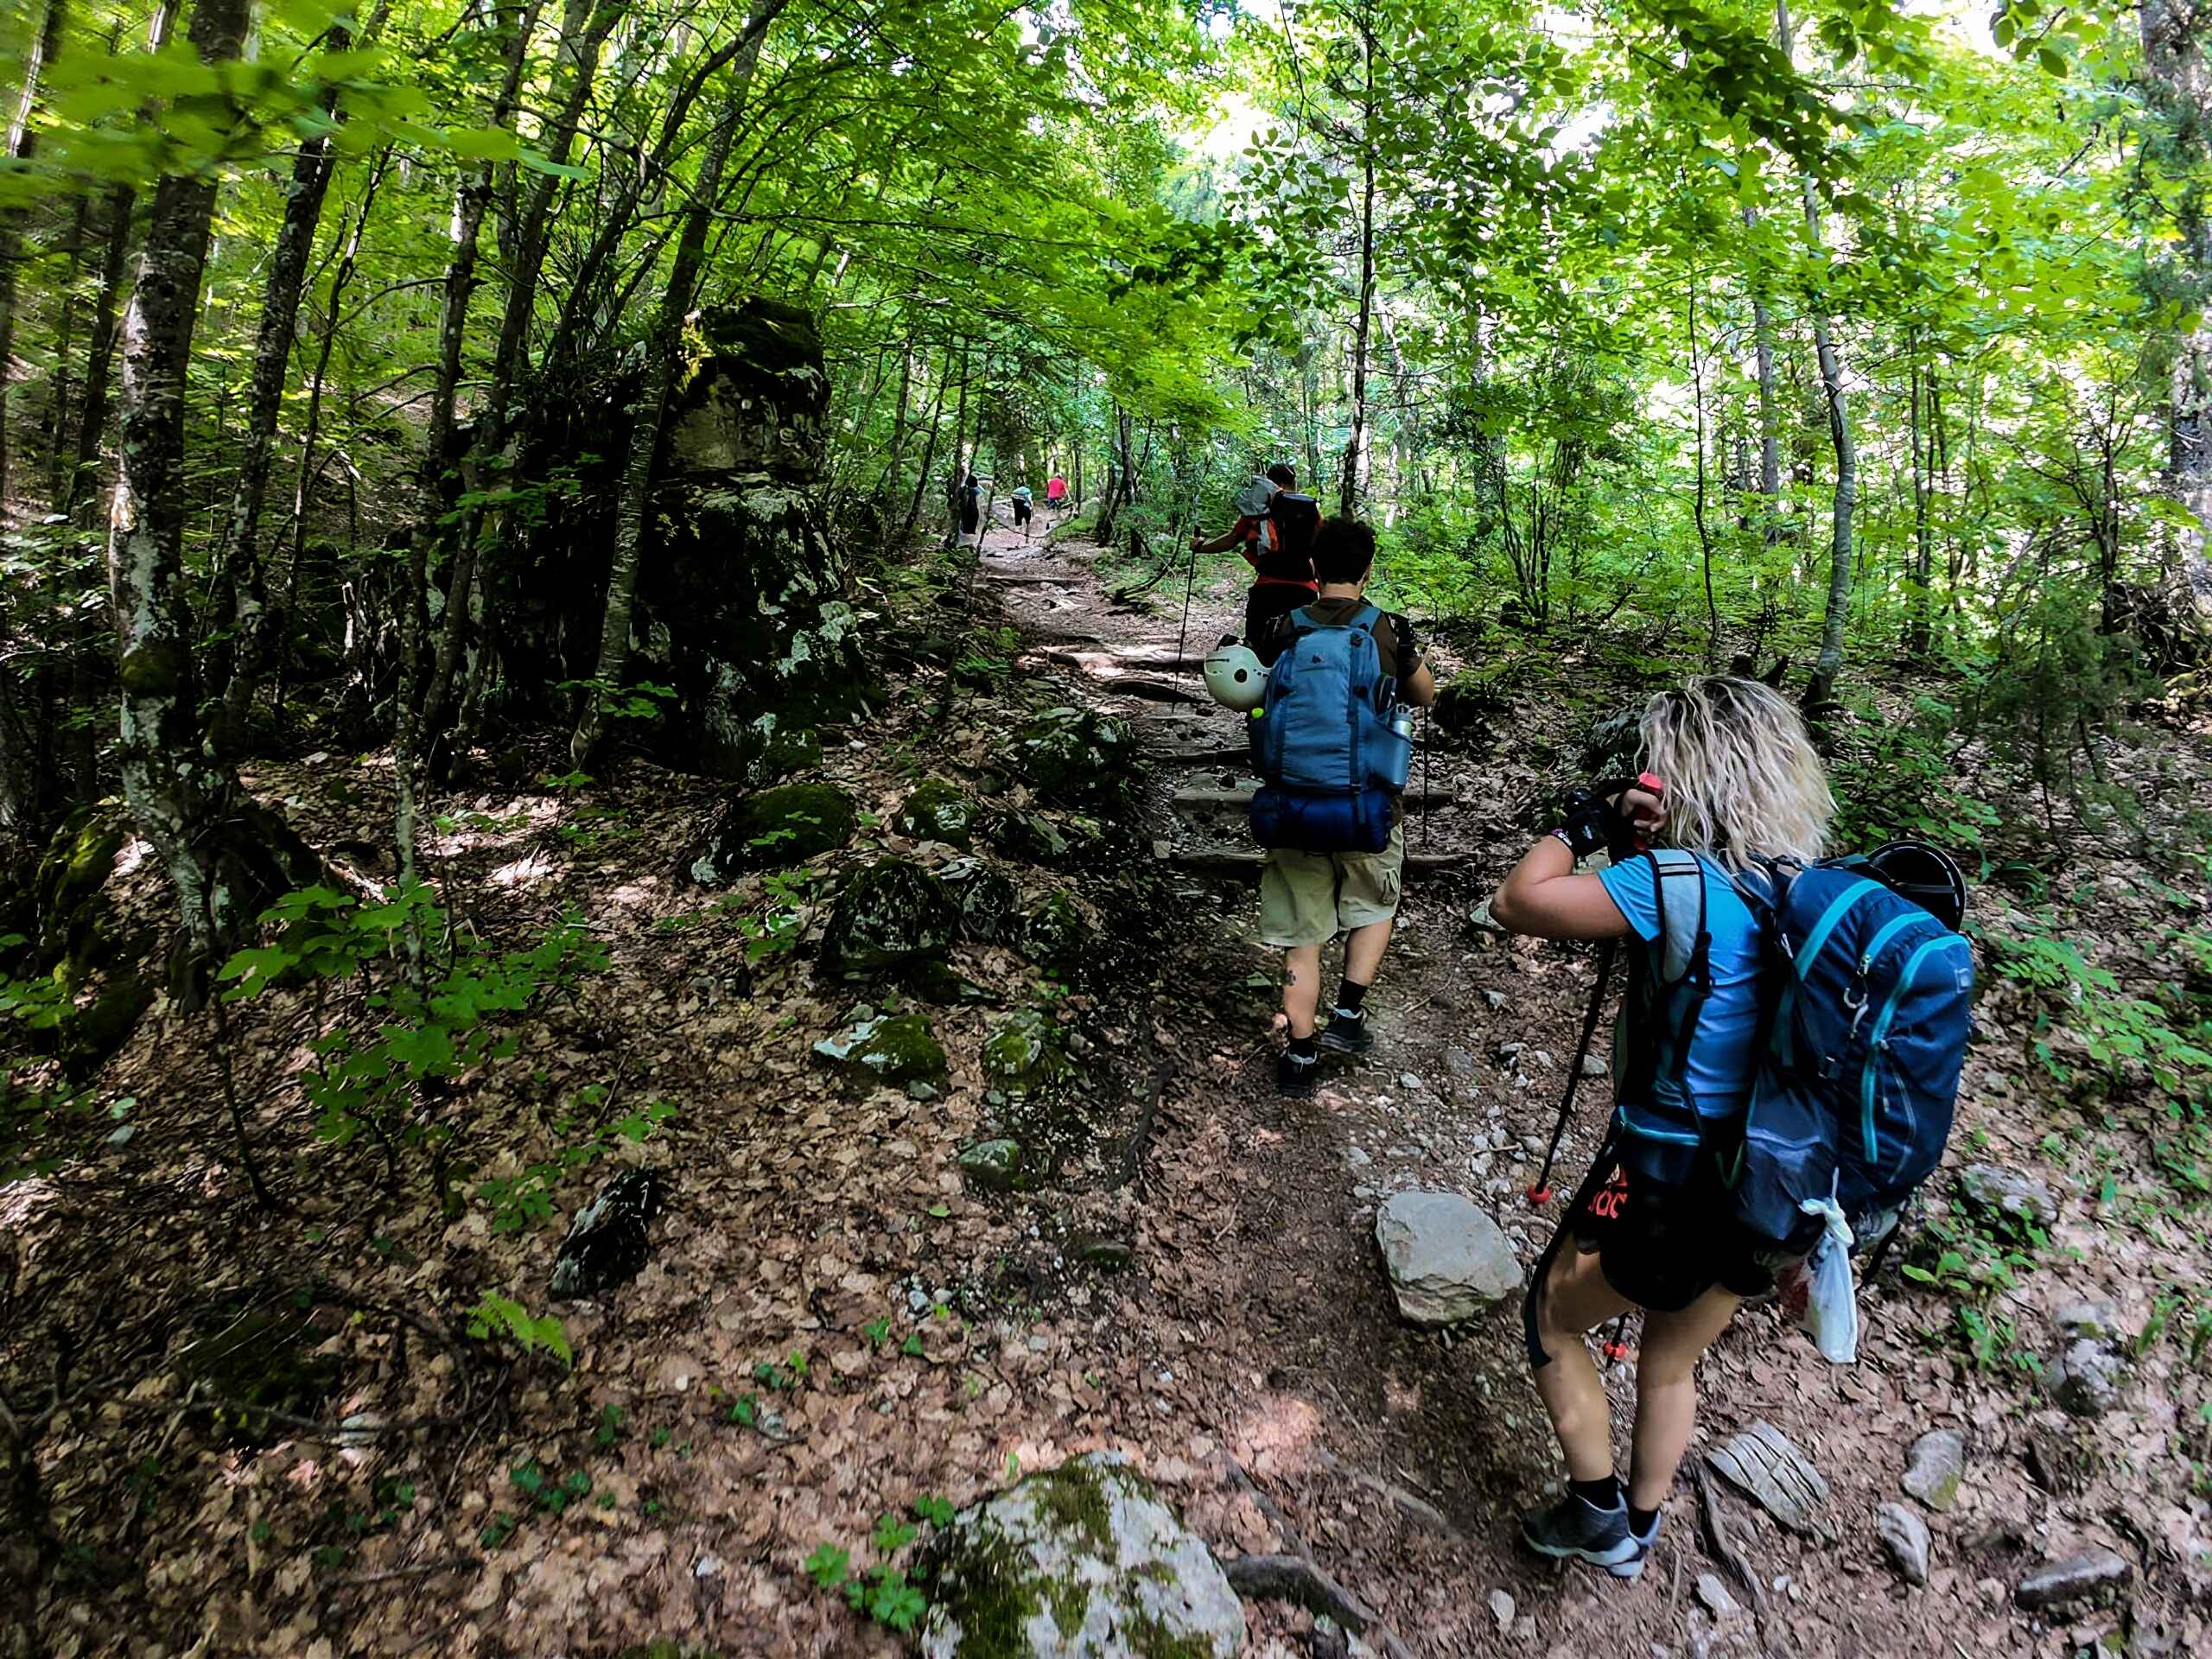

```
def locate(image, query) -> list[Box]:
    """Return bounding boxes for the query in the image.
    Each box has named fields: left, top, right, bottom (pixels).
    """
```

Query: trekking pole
left=1528, top=935, right=1617, bottom=1206
left=1173, top=497, right=1203, bottom=676
left=1526, top=772, right=1666, bottom=1207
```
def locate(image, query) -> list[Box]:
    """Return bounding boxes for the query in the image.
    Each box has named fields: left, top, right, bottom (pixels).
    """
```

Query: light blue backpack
left=1247, top=605, right=1412, bottom=853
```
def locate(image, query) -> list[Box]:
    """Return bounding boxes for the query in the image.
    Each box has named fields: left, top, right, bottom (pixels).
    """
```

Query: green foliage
left=475, top=1097, right=677, bottom=1232
left=217, top=885, right=605, bottom=1160
left=467, top=1294, right=573, bottom=1368
left=804, top=1498, right=957, bottom=1636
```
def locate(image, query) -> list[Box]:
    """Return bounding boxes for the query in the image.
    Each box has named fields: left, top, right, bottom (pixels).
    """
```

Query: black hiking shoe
left=1276, top=1049, right=1319, bottom=1097
left=1316, top=1008, right=1374, bottom=1056
left=1521, top=1492, right=1647, bottom=1580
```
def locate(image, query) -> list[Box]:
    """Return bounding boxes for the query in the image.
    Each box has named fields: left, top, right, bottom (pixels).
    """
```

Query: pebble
left=1400, top=1071, right=1424, bottom=1092
left=1347, top=1147, right=1371, bottom=1169
left=1484, top=989, right=1509, bottom=1011
left=1531, top=1049, right=1555, bottom=1070
left=1580, top=1052, right=1607, bottom=1078
left=1877, top=1502, right=1931, bottom=1586
left=695, top=1553, right=726, bottom=1579
left=1901, top=1427, right=1966, bottom=1511
left=1488, top=1588, right=1514, bottom=1631
left=1695, top=1573, right=1739, bottom=1618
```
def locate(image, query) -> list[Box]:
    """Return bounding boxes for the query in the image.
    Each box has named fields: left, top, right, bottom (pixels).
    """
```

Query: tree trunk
left=2142, top=0, right=2212, bottom=565
left=211, top=7, right=382, bottom=734
left=1908, top=350, right=1934, bottom=658
left=571, top=3, right=781, bottom=766
left=412, top=0, right=547, bottom=747
left=1339, top=22, right=1377, bottom=519
left=0, top=0, right=65, bottom=509
left=1745, top=207, right=1782, bottom=548
left=1782, top=1, right=1856, bottom=712
left=107, top=0, right=310, bottom=982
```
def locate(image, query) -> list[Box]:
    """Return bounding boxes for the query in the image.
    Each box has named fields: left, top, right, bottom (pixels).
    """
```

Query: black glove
left=1391, top=613, right=1418, bottom=690
left=1557, top=778, right=1640, bottom=861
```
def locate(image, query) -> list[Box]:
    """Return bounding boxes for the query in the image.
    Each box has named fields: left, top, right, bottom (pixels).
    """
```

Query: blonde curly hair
left=1638, top=677, right=1834, bottom=868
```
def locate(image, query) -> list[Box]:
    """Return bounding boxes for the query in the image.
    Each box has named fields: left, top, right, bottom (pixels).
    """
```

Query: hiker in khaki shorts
left=1249, top=518, right=1435, bottom=1096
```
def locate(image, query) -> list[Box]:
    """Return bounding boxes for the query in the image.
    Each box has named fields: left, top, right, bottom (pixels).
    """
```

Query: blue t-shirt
left=1597, top=853, right=1763, bottom=1119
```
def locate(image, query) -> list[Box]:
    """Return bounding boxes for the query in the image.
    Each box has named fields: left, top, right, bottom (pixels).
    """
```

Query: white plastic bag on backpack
left=1772, top=1197, right=1859, bottom=1364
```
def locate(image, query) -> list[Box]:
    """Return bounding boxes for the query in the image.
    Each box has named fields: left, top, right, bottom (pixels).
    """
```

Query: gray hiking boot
left=1316, top=1008, right=1373, bottom=1055
left=1521, top=1492, right=1647, bottom=1580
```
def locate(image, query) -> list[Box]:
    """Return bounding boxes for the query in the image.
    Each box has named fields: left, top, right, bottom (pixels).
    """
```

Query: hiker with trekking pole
left=1487, top=676, right=1974, bottom=1581
left=1190, top=462, right=1322, bottom=644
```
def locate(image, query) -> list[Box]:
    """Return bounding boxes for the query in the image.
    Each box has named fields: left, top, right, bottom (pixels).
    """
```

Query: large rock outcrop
left=504, top=298, right=870, bottom=773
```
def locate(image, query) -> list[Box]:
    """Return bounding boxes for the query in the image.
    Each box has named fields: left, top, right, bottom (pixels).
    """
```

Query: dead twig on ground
left=1315, top=1449, right=1467, bottom=1543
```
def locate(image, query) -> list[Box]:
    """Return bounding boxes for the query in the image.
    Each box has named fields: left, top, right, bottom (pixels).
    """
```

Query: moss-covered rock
left=919, top=1452, right=1243, bottom=1658
left=1004, top=709, right=1138, bottom=804
left=896, top=779, right=978, bottom=849
left=988, top=810, right=1072, bottom=868
left=820, top=859, right=959, bottom=979
left=702, top=712, right=822, bottom=787
left=1018, top=893, right=1096, bottom=981
left=982, top=1010, right=1068, bottom=1093
left=957, top=1138, right=1027, bottom=1194
left=941, top=859, right=1021, bottom=944
left=813, top=1011, right=949, bottom=1092
left=687, top=782, right=856, bottom=885
left=22, top=804, right=156, bottom=1076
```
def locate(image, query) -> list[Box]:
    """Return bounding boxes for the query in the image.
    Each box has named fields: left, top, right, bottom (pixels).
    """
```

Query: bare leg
left=1341, top=917, right=1392, bottom=989
left=1627, top=1287, right=1742, bottom=1510
left=1281, top=944, right=1322, bottom=1039
left=1533, top=1247, right=1635, bottom=1482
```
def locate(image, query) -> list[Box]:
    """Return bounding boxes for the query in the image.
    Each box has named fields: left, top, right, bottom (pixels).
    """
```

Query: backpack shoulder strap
left=1647, top=849, right=1707, bottom=985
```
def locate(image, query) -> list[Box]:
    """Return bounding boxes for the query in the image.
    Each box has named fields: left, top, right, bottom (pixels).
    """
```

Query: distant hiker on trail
left=1192, top=462, right=1322, bottom=644
left=1011, top=483, right=1034, bottom=537
left=1046, top=473, right=1067, bottom=514
left=1487, top=679, right=1835, bottom=1581
left=958, top=471, right=982, bottom=545
left=1245, top=518, right=1434, bottom=1096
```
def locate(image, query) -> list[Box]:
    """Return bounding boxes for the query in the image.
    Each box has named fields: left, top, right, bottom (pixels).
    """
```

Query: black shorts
left=1244, top=582, right=1318, bottom=644
left=1570, top=1160, right=1773, bottom=1313
left=1014, top=500, right=1033, bottom=523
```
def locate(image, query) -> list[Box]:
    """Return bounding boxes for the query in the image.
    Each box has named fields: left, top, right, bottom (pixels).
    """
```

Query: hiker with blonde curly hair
left=1488, top=677, right=1835, bottom=1580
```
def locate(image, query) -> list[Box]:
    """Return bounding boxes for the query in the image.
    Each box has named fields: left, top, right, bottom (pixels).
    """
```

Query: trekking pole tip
left=1525, top=1183, right=1552, bottom=1206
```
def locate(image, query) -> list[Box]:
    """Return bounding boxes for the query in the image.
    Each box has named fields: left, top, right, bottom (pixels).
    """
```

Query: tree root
left=1694, top=1463, right=1789, bottom=1658
left=1315, top=1450, right=1466, bottom=1543
left=1222, top=1459, right=1418, bottom=1659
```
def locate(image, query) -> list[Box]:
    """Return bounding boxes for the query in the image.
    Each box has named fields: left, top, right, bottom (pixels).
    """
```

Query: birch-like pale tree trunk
left=0, top=0, right=65, bottom=509
left=108, top=0, right=310, bottom=976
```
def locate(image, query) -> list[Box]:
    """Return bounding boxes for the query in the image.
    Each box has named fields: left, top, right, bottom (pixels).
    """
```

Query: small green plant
left=594, top=1404, right=624, bottom=1448
left=509, top=1459, right=593, bottom=1514
left=804, top=1497, right=955, bottom=1635
left=467, top=1294, right=573, bottom=1367
left=475, top=1098, right=676, bottom=1232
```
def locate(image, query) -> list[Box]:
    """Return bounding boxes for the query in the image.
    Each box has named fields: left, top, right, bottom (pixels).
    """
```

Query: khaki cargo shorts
left=1258, top=822, right=1406, bottom=947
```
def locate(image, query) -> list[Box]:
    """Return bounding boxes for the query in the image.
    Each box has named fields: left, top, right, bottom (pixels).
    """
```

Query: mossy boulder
left=22, top=804, right=157, bottom=1076
left=1005, top=709, right=1138, bottom=804
left=982, top=1010, right=1068, bottom=1093
left=988, top=810, right=1073, bottom=868
left=1018, top=893, right=1096, bottom=981
left=896, top=779, right=978, bottom=849
left=705, top=713, right=821, bottom=787
left=688, top=782, right=856, bottom=884
left=813, top=1011, right=949, bottom=1093
left=820, top=859, right=959, bottom=979
left=941, top=859, right=1021, bottom=944
left=957, top=1138, right=1027, bottom=1194
left=919, top=1452, right=1243, bottom=1658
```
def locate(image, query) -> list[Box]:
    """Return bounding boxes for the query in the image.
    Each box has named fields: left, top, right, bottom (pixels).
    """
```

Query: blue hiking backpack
left=1247, top=603, right=1413, bottom=855
left=1614, top=844, right=1974, bottom=1255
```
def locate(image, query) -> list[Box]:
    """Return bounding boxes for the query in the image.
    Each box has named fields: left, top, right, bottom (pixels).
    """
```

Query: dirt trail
left=965, top=510, right=2186, bottom=1657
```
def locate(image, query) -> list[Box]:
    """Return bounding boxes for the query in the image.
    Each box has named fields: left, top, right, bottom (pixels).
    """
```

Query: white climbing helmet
left=1235, top=474, right=1278, bottom=518
left=1203, top=640, right=1268, bottom=711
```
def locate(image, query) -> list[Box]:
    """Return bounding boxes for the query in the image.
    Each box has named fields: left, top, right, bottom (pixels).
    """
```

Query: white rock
left=1695, top=1573, right=1739, bottom=1618
left=921, top=1453, right=1243, bottom=1658
left=1877, top=1502, right=1930, bottom=1586
left=1373, top=1191, right=1522, bottom=1326
left=1488, top=1588, right=1514, bottom=1631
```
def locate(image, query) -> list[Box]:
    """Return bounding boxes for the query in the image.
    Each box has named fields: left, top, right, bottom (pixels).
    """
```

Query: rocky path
left=959, top=511, right=2189, bottom=1657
